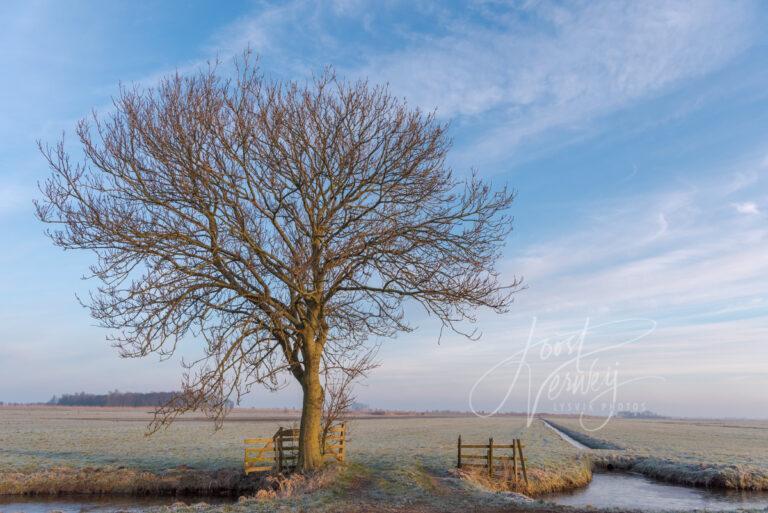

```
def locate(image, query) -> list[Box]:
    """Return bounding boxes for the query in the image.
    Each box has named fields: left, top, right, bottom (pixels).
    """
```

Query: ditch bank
left=590, top=454, right=768, bottom=491
left=0, top=494, right=236, bottom=513
left=541, top=419, right=622, bottom=450
left=0, top=466, right=264, bottom=496
left=542, top=418, right=768, bottom=492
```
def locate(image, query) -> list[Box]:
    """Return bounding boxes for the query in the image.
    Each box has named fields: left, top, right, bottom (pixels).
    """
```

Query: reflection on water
left=0, top=495, right=236, bottom=513
left=546, top=472, right=768, bottom=511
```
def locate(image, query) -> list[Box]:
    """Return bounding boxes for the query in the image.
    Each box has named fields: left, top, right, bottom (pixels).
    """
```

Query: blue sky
left=1, top=0, right=767, bottom=418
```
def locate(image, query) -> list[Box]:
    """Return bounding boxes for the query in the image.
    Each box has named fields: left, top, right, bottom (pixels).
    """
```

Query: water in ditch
left=541, top=419, right=768, bottom=511
left=545, top=471, right=768, bottom=511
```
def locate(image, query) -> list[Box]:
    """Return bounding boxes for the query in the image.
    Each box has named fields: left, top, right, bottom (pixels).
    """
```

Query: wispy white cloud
left=189, top=0, right=759, bottom=168
left=734, top=201, right=761, bottom=215
left=356, top=1, right=757, bottom=157
left=507, top=169, right=768, bottom=318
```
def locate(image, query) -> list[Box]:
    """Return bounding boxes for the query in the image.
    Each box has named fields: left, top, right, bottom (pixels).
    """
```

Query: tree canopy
left=36, top=55, right=520, bottom=469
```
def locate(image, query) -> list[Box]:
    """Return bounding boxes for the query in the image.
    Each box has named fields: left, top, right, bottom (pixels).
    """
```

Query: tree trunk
left=298, top=356, right=324, bottom=471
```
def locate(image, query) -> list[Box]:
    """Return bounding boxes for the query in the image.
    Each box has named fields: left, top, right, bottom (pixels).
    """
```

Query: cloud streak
left=355, top=1, right=757, bottom=158
left=87, top=0, right=759, bottom=169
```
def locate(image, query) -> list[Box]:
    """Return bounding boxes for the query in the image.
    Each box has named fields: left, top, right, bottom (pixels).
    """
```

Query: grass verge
left=0, top=466, right=265, bottom=496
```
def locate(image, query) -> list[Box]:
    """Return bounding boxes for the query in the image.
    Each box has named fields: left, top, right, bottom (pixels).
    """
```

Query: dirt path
left=167, top=461, right=567, bottom=513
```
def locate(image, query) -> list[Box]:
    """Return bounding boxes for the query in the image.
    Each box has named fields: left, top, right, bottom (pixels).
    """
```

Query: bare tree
left=35, top=54, right=521, bottom=470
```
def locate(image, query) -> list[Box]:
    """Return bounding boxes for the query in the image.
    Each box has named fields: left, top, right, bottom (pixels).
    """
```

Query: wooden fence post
left=512, top=438, right=518, bottom=482
left=516, top=439, right=528, bottom=485
left=488, top=437, right=494, bottom=478
left=276, top=427, right=283, bottom=474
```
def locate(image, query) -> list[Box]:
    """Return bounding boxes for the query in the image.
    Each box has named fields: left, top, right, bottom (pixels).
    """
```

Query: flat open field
left=0, top=406, right=592, bottom=512
left=3, top=408, right=768, bottom=512
left=0, top=407, right=586, bottom=497
left=549, top=416, right=768, bottom=490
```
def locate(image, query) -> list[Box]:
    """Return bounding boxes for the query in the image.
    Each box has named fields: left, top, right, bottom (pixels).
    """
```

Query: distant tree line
left=48, top=390, right=179, bottom=407
left=616, top=410, right=665, bottom=419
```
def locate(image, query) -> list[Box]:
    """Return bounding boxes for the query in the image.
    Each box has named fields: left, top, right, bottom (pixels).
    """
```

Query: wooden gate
left=243, top=435, right=277, bottom=474
left=457, top=436, right=528, bottom=485
left=322, top=422, right=346, bottom=463
left=244, top=422, right=346, bottom=475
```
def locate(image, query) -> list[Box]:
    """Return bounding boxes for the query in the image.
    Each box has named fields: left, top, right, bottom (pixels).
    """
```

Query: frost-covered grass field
left=550, top=416, right=768, bottom=490
left=5, top=407, right=767, bottom=512
left=0, top=407, right=292, bottom=472
left=0, top=407, right=587, bottom=498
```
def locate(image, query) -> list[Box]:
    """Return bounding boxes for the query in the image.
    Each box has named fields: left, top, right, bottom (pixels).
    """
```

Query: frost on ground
left=0, top=408, right=588, bottom=509
left=4, top=408, right=768, bottom=510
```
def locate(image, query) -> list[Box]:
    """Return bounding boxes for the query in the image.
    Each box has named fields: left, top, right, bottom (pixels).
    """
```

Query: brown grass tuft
left=235, top=465, right=341, bottom=504
left=266, top=466, right=340, bottom=498
left=459, top=458, right=592, bottom=497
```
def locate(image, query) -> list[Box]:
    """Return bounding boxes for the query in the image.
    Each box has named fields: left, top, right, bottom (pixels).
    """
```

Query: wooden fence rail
left=244, top=422, right=346, bottom=475
left=457, top=435, right=528, bottom=485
